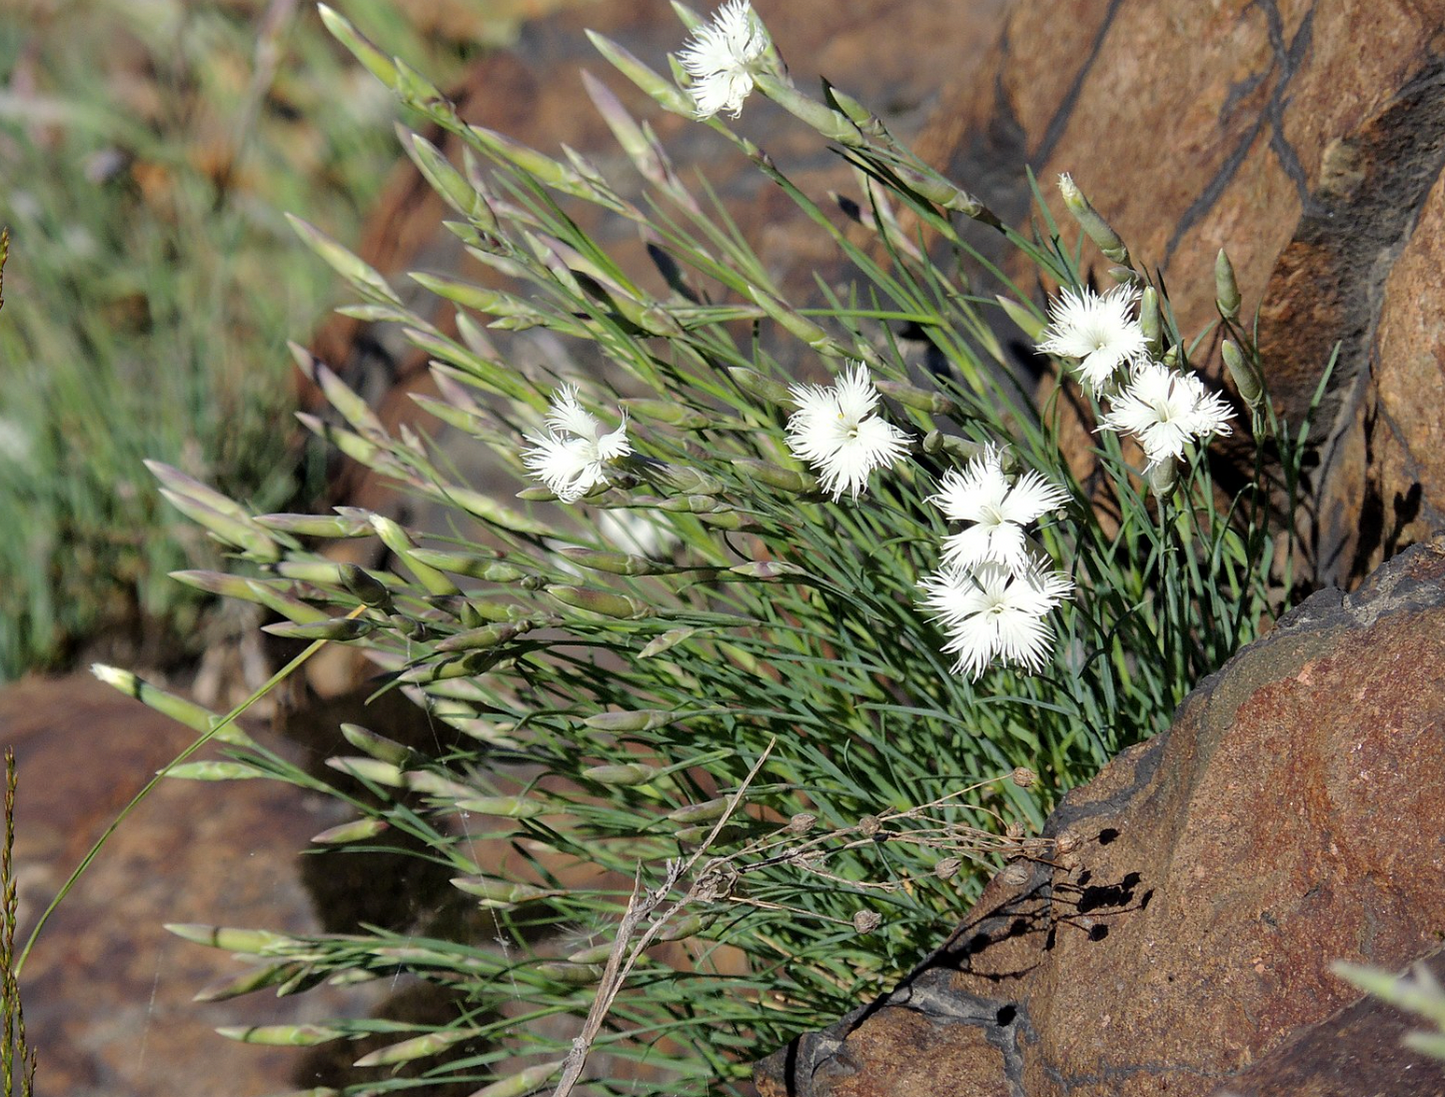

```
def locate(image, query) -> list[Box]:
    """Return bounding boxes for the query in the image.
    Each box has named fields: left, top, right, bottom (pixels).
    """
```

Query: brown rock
left=1, top=674, right=379, bottom=1097
left=926, top=0, right=1445, bottom=585
left=755, top=539, right=1445, bottom=1096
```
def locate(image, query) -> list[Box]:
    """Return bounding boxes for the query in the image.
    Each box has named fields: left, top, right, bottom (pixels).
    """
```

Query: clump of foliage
left=74, top=3, right=1322, bottom=1093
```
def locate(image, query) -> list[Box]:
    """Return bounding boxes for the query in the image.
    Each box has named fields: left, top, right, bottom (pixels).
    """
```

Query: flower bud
left=582, top=763, right=662, bottom=786
left=1139, top=287, right=1162, bottom=356
left=1148, top=458, right=1179, bottom=499
left=547, top=585, right=652, bottom=619
left=340, top=563, right=394, bottom=610
left=733, top=457, right=818, bottom=494
left=469, top=1060, right=565, bottom=1097
left=1058, top=172, right=1130, bottom=266
left=874, top=379, right=958, bottom=416
left=995, top=295, right=1048, bottom=342
left=310, top=817, right=389, bottom=845
left=728, top=367, right=793, bottom=406
left=341, top=723, right=411, bottom=766
left=1215, top=248, right=1242, bottom=319
left=1222, top=338, right=1264, bottom=409
left=583, top=709, right=676, bottom=732
left=353, top=1029, right=480, bottom=1067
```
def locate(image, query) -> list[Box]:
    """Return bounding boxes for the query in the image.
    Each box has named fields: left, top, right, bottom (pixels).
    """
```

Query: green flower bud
left=310, top=817, right=389, bottom=845
left=1222, top=338, right=1264, bottom=408
left=1058, top=172, right=1130, bottom=266
left=1215, top=248, right=1242, bottom=319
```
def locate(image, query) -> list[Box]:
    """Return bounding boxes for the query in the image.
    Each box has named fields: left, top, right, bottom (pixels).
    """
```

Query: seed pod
left=1010, top=766, right=1038, bottom=789
left=639, top=627, right=697, bottom=658
left=566, top=942, right=616, bottom=965
left=852, top=910, right=882, bottom=934
left=455, top=794, right=550, bottom=819
left=352, top=1028, right=480, bottom=1067
left=1000, top=862, right=1031, bottom=887
left=857, top=814, right=882, bottom=837
left=1148, top=458, right=1179, bottom=500
left=934, top=857, right=962, bottom=880
left=786, top=812, right=817, bottom=834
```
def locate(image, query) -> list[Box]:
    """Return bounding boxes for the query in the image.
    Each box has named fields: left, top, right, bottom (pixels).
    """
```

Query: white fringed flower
left=929, top=447, right=1069, bottom=575
left=1098, top=359, right=1234, bottom=467
left=919, top=562, right=1073, bottom=680
left=1036, top=285, right=1148, bottom=394
left=677, top=0, right=771, bottom=119
left=786, top=362, right=911, bottom=502
left=522, top=385, right=631, bottom=503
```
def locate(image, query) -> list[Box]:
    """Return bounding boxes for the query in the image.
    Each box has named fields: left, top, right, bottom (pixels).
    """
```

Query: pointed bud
left=995, top=295, right=1048, bottom=342
left=1058, top=172, right=1130, bottom=266
left=547, top=585, right=652, bottom=619
left=352, top=1028, right=480, bottom=1067
left=1148, top=459, right=1179, bottom=499
left=582, top=763, right=662, bottom=786
left=215, top=1024, right=346, bottom=1047
left=341, top=723, right=411, bottom=766
left=310, top=817, right=389, bottom=845
left=469, top=1060, right=565, bottom=1097
left=1222, top=339, right=1264, bottom=408
left=583, top=709, right=676, bottom=732
left=340, top=564, right=394, bottom=610
left=874, top=379, right=958, bottom=416
left=728, top=367, right=793, bottom=406
left=1139, top=287, right=1162, bottom=355
left=165, top=923, right=298, bottom=954
left=1215, top=248, right=1242, bottom=320
left=732, top=457, right=817, bottom=494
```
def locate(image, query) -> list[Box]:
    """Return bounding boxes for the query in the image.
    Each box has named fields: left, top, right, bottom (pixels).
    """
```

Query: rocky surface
left=923, top=0, right=1445, bottom=586
left=1, top=673, right=384, bottom=1096
left=755, top=538, right=1445, bottom=1096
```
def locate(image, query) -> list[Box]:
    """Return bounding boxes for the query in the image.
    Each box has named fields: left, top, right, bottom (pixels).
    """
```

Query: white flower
left=1098, top=359, right=1234, bottom=467
left=786, top=362, right=911, bottom=502
left=522, top=384, right=631, bottom=503
left=1036, top=285, right=1148, bottom=394
left=929, top=447, right=1069, bottom=574
left=677, top=0, right=771, bottom=119
left=919, top=562, right=1072, bottom=680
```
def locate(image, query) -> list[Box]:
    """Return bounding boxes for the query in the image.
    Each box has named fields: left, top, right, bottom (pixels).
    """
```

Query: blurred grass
left=0, top=0, right=526, bottom=678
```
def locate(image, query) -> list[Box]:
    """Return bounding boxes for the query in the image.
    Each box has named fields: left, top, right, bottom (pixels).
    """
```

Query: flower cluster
left=919, top=448, right=1073, bottom=680
left=677, top=0, right=771, bottom=120
left=1036, top=281, right=1234, bottom=475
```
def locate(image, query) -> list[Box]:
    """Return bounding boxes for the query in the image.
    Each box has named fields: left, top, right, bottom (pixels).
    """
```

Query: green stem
left=13, top=608, right=362, bottom=977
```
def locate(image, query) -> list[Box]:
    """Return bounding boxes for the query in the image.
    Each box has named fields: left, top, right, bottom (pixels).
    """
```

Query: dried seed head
left=1004, top=821, right=1026, bottom=840
left=1021, top=837, right=1049, bottom=858
left=853, top=910, right=882, bottom=934
left=1000, top=862, right=1031, bottom=887
left=857, top=814, right=881, bottom=838
left=1010, top=766, right=1037, bottom=788
left=786, top=812, right=818, bottom=834
left=934, top=857, right=962, bottom=880
left=1054, top=830, right=1082, bottom=856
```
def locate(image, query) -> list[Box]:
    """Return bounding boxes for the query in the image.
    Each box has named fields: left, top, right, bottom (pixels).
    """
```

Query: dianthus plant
left=96, top=3, right=1320, bottom=1095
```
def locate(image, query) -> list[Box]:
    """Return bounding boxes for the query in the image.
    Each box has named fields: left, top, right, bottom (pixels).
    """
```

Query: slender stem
left=13, top=606, right=364, bottom=977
